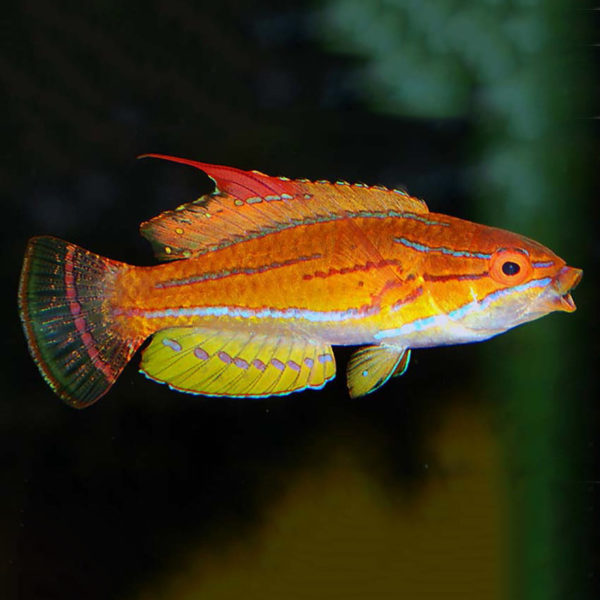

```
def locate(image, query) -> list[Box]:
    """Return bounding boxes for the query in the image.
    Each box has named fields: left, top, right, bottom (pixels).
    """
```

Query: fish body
left=19, top=155, right=582, bottom=407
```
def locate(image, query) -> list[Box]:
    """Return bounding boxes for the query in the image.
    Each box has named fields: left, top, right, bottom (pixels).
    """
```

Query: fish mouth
left=551, top=266, right=582, bottom=313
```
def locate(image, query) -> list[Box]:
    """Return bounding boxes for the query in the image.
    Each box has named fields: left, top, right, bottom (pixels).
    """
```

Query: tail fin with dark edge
left=18, top=236, right=143, bottom=408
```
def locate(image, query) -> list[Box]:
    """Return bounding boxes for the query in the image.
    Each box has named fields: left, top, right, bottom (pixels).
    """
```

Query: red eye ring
left=489, top=248, right=532, bottom=285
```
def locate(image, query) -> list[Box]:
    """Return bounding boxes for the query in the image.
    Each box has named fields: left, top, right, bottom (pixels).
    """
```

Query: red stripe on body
left=156, top=253, right=322, bottom=289
left=391, top=286, right=424, bottom=311
left=303, top=259, right=405, bottom=281
left=64, top=245, right=115, bottom=382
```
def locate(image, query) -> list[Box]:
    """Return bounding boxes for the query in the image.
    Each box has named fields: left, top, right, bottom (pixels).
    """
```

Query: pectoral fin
left=140, top=327, right=336, bottom=397
left=347, top=345, right=410, bottom=398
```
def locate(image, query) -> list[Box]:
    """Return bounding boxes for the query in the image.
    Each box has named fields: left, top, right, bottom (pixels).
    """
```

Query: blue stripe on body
left=393, top=237, right=492, bottom=259
left=385, top=212, right=449, bottom=226
left=532, top=260, right=555, bottom=268
left=142, top=304, right=379, bottom=323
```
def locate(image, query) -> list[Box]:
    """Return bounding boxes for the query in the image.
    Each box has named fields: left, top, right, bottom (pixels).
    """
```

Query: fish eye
left=490, top=249, right=532, bottom=285
left=502, top=261, right=520, bottom=276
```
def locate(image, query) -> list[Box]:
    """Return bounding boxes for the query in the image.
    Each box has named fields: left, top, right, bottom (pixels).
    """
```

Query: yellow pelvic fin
left=392, top=348, right=411, bottom=377
left=139, top=327, right=336, bottom=397
left=346, top=345, right=410, bottom=398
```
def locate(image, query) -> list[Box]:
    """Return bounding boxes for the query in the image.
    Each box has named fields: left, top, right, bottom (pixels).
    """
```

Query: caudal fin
left=18, top=236, right=143, bottom=408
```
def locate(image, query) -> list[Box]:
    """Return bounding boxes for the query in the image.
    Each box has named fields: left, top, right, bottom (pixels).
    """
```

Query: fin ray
left=140, top=327, right=336, bottom=397
left=19, top=236, right=143, bottom=407
left=347, top=345, right=410, bottom=398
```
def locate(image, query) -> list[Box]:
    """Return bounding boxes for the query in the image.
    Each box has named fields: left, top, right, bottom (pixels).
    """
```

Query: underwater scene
left=3, top=1, right=598, bottom=599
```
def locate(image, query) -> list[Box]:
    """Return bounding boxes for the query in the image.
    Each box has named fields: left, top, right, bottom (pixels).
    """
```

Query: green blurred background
left=2, top=1, right=597, bottom=598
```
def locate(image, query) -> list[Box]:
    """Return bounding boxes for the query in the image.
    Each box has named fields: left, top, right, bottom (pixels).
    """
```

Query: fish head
left=446, top=226, right=582, bottom=337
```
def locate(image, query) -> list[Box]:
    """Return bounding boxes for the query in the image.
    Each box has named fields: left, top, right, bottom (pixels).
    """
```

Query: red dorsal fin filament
left=138, top=153, right=292, bottom=200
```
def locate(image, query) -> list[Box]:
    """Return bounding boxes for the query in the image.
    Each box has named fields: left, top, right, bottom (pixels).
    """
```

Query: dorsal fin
left=138, top=154, right=429, bottom=261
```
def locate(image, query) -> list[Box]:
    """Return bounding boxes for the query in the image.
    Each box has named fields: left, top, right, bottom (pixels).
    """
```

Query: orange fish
left=18, top=155, right=582, bottom=408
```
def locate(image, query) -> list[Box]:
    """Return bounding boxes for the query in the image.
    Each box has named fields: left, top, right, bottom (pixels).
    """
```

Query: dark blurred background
left=2, top=1, right=598, bottom=599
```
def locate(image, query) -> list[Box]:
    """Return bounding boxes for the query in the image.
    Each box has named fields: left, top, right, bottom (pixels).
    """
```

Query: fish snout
left=551, top=266, right=583, bottom=313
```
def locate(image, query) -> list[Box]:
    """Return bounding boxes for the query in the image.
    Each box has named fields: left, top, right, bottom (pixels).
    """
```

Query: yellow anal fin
left=347, top=345, right=410, bottom=398
left=139, top=328, right=336, bottom=397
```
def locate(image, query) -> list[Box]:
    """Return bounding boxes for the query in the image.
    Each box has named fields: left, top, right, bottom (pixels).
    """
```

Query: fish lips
left=547, top=266, right=583, bottom=313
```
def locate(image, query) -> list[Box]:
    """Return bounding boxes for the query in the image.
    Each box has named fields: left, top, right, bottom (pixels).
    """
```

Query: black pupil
left=502, top=261, right=520, bottom=276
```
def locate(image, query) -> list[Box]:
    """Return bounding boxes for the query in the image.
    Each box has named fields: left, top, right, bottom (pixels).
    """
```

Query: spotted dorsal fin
left=138, top=154, right=429, bottom=261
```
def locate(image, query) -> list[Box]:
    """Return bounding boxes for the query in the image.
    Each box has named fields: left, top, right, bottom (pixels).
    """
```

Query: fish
left=18, top=154, right=582, bottom=408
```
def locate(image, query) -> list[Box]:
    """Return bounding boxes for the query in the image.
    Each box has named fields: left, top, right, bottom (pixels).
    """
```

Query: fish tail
left=18, top=236, right=143, bottom=408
